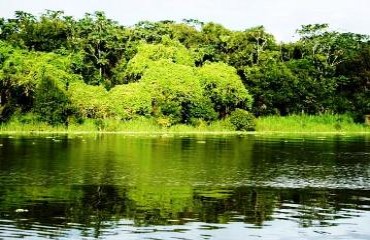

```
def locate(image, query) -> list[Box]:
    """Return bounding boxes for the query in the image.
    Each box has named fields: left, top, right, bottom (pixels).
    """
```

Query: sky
left=0, top=0, right=369, bottom=42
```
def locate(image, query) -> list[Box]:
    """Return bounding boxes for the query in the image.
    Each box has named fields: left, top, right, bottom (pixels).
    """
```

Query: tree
left=196, top=22, right=232, bottom=64
left=28, top=10, right=70, bottom=51
left=335, top=42, right=370, bottom=119
left=141, top=60, right=208, bottom=124
left=5, top=11, right=37, bottom=49
left=69, top=81, right=111, bottom=119
left=198, top=62, right=253, bottom=118
left=0, top=44, right=80, bottom=123
left=244, top=61, right=298, bottom=116
left=108, top=83, right=152, bottom=120
left=74, top=11, right=127, bottom=86
left=225, top=26, right=277, bottom=69
left=122, top=38, right=194, bottom=83
left=34, top=69, right=72, bottom=125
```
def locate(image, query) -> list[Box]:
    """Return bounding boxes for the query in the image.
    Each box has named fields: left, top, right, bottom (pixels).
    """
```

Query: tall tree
left=75, top=11, right=127, bottom=86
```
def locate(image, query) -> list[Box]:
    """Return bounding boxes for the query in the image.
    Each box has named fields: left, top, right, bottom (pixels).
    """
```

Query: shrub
left=228, top=109, right=256, bottom=131
left=69, top=81, right=111, bottom=119
left=108, top=83, right=152, bottom=120
left=34, top=72, right=72, bottom=125
left=184, top=97, right=217, bottom=123
left=198, top=62, right=253, bottom=118
left=141, top=61, right=204, bottom=124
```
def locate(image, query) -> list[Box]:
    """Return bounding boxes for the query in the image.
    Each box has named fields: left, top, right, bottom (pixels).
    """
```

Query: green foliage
left=124, top=38, right=194, bottom=82
left=73, top=12, right=128, bottom=85
left=69, top=81, right=111, bottom=119
left=0, top=47, right=80, bottom=122
left=335, top=43, right=370, bottom=118
left=111, top=57, right=128, bottom=85
left=34, top=72, right=71, bottom=125
left=225, top=26, right=277, bottom=68
left=168, top=22, right=203, bottom=48
left=228, top=109, right=256, bottom=131
left=198, top=22, right=232, bottom=63
left=131, top=21, right=173, bottom=43
left=0, top=41, right=15, bottom=65
left=141, top=60, right=205, bottom=124
left=198, top=62, right=253, bottom=117
left=0, top=49, right=40, bottom=105
left=108, top=83, right=152, bottom=120
left=1, top=10, right=370, bottom=130
left=244, top=62, right=297, bottom=115
left=186, top=97, right=218, bottom=123
left=255, top=114, right=369, bottom=133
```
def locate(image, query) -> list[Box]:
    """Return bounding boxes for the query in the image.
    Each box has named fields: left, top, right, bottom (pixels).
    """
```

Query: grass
left=0, top=117, right=236, bottom=134
left=1, top=114, right=369, bottom=135
left=255, top=114, right=370, bottom=133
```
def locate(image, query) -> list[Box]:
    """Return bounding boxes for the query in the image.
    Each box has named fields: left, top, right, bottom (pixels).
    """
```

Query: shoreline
left=1, top=114, right=369, bottom=136
left=1, top=130, right=370, bottom=136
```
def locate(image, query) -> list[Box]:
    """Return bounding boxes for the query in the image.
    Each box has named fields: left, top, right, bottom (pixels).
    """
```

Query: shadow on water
left=0, top=134, right=370, bottom=239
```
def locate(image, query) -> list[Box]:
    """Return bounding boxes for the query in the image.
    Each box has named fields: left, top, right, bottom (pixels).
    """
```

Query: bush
left=228, top=109, right=256, bottom=131
left=34, top=73, right=71, bottom=125
left=185, top=97, right=217, bottom=123
left=69, top=81, right=111, bottom=119
left=108, top=83, right=152, bottom=120
left=198, top=62, right=253, bottom=118
left=141, top=61, right=204, bottom=124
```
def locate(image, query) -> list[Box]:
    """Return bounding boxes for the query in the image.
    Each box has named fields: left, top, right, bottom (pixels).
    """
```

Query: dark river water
left=0, top=134, right=370, bottom=240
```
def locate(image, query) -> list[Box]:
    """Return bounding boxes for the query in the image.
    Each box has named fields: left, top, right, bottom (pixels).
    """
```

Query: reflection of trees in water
left=1, top=135, right=370, bottom=238
left=2, top=184, right=370, bottom=239
left=248, top=136, right=370, bottom=185
left=76, top=185, right=130, bottom=238
left=193, top=187, right=276, bottom=225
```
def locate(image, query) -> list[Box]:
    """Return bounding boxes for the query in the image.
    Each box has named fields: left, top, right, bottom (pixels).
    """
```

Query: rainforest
left=0, top=11, right=369, bottom=132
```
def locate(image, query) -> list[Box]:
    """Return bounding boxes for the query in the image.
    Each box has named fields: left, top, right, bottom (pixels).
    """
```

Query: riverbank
left=0, top=118, right=235, bottom=134
left=255, top=114, right=370, bottom=133
left=1, top=115, right=369, bottom=134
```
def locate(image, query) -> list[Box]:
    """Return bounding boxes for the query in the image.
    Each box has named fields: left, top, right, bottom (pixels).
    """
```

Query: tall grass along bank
left=1, top=114, right=369, bottom=134
left=255, top=114, right=370, bottom=133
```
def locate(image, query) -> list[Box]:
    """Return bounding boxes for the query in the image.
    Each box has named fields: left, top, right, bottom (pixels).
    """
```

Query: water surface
left=0, top=134, right=370, bottom=239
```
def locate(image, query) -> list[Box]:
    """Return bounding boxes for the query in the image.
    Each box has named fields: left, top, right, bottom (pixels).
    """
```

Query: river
left=0, top=134, right=370, bottom=239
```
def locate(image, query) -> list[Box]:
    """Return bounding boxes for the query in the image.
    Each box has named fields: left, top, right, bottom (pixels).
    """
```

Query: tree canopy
left=1, top=11, right=369, bottom=128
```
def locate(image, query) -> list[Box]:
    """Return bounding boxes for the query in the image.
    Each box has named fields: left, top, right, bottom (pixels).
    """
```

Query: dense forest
left=0, top=11, right=369, bottom=130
